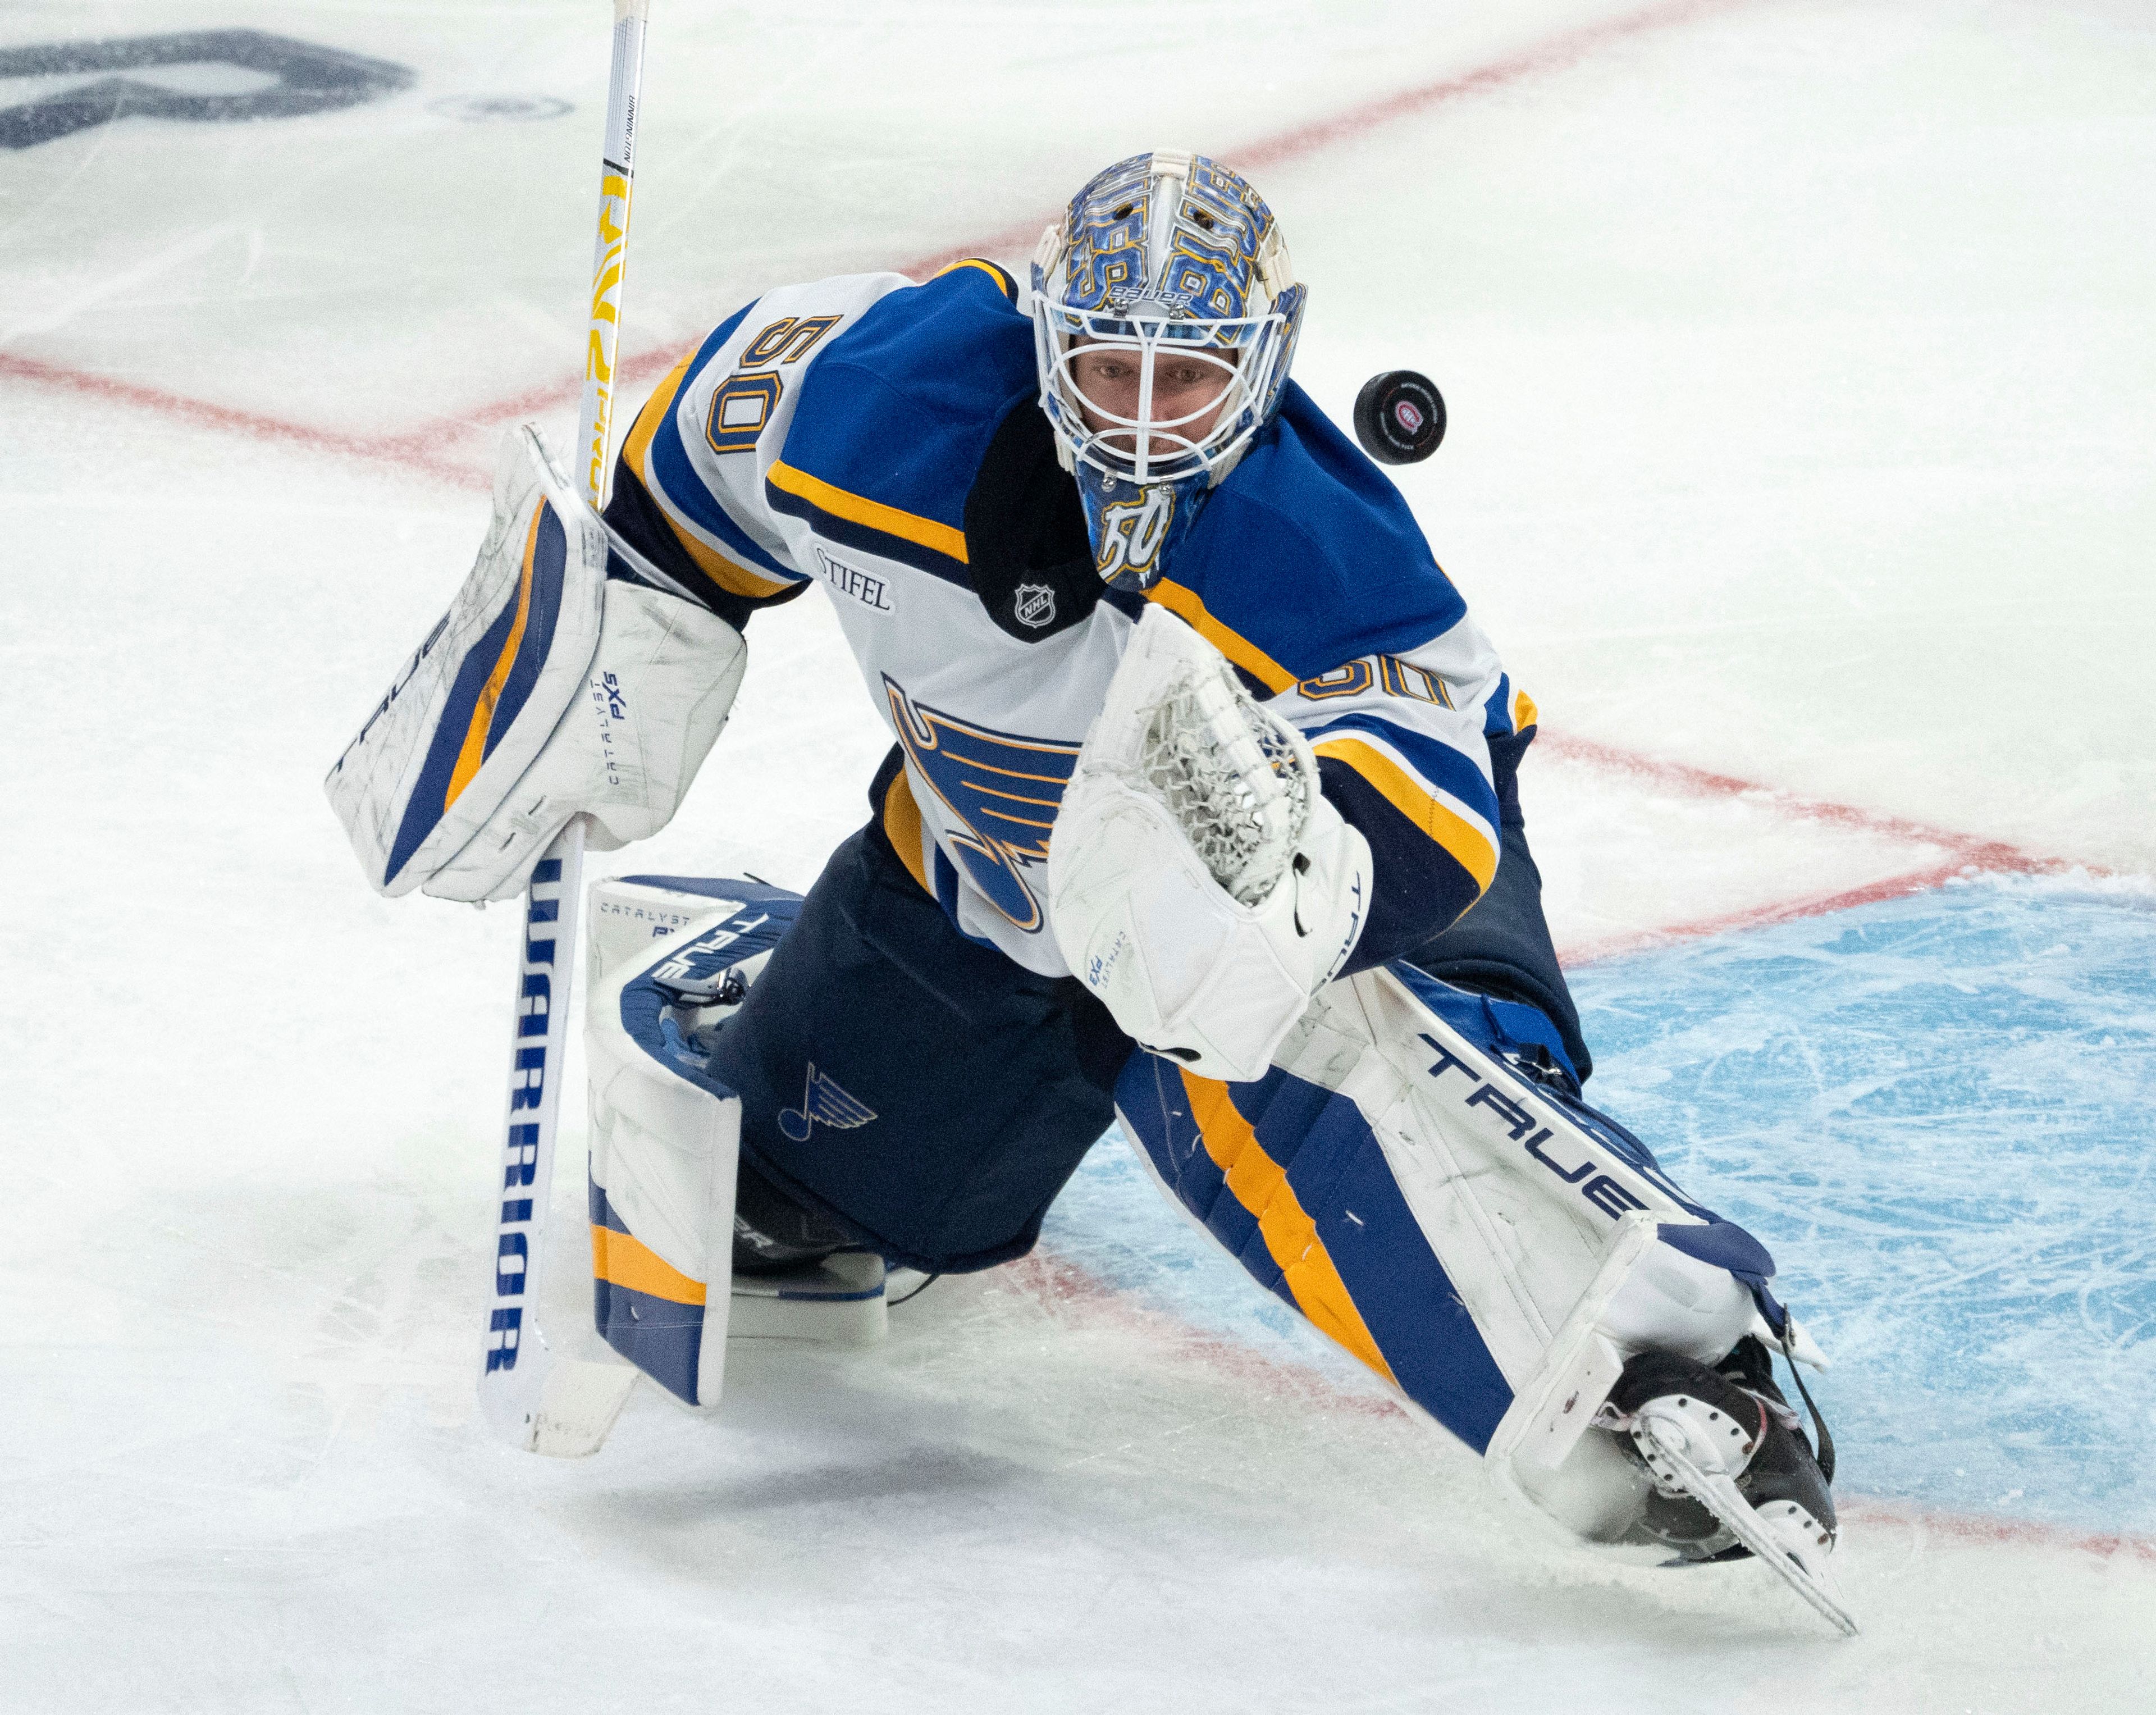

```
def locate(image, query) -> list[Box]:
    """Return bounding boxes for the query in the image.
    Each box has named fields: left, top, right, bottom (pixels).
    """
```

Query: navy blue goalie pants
left=708, top=814, right=1586, bottom=1275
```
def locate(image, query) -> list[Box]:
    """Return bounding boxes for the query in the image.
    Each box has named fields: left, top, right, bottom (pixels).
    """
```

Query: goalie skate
left=1600, top=1346, right=1857, bottom=1636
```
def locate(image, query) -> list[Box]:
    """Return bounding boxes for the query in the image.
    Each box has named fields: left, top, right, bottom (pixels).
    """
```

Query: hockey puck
left=1353, top=369, right=1446, bottom=464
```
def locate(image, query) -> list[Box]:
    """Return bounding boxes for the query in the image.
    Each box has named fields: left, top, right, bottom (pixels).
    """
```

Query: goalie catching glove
left=324, top=426, right=745, bottom=901
left=1048, top=605, right=1371, bottom=1083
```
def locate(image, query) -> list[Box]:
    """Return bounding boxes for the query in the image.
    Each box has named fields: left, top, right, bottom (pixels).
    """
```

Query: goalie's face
left=1030, top=151, right=1305, bottom=498
left=1067, top=341, right=1241, bottom=468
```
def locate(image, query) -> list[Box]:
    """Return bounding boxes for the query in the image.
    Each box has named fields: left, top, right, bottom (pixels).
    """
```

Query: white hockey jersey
left=606, top=259, right=1537, bottom=978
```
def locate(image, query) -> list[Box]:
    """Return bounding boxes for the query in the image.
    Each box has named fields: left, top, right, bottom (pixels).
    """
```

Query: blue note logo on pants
left=778, top=1063, right=878, bottom=1142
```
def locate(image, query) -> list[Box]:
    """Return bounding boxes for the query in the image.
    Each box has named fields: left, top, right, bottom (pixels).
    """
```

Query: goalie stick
left=476, top=0, right=651, bottom=1458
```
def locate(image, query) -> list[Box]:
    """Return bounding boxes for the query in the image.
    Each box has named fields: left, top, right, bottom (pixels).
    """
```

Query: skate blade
left=1637, top=1409, right=1860, bottom=1637
left=729, top=1252, right=888, bottom=1345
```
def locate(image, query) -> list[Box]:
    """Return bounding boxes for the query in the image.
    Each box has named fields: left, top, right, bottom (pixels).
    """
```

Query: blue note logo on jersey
left=778, top=1063, right=878, bottom=1142
left=884, top=677, right=1080, bottom=933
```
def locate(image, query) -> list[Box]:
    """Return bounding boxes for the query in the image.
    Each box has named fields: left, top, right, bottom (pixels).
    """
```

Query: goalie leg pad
left=1113, top=962, right=1782, bottom=1525
left=583, top=879, right=801, bottom=1406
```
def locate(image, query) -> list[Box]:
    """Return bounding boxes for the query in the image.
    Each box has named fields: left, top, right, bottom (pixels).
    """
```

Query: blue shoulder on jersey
left=766, top=261, right=1030, bottom=586
left=1153, top=384, right=1470, bottom=687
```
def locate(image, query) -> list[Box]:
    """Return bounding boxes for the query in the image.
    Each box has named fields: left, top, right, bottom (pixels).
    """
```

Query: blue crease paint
left=1042, top=875, right=2156, bottom=1534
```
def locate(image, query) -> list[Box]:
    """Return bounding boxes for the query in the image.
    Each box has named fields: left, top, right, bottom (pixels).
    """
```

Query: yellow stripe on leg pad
left=444, top=506, right=539, bottom=811
left=591, top=1223, right=707, bottom=1305
left=1179, top=1071, right=1397, bottom=1385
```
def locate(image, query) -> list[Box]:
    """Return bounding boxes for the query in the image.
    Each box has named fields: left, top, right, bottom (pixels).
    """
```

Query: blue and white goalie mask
left=1031, top=150, right=1307, bottom=592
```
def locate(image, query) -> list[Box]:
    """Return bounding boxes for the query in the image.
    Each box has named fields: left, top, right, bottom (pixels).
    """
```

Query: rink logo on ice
left=486, top=857, right=569, bottom=1374
left=777, top=1064, right=877, bottom=1142
left=428, top=94, right=572, bottom=125
left=0, top=31, right=413, bottom=150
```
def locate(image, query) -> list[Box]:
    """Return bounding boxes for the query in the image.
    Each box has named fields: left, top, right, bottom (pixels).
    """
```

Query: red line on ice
left=445, top=0, right=1753, bottom=437
left=1538, top=732, right=2088, bottom=961
left=0, top=1, right=1745, bottom=483
left=0, top=352, right=493, bottom=492
left=999, top=1250, right=1406, bottom=1424
left=1838, top=1498, right=2156, bottom=1565
left=1014, top=1246, right=2156, bottom=1564
left=15, top=0, right=2063, bottom=943
left=1538, top=732, right=2054, bottom=872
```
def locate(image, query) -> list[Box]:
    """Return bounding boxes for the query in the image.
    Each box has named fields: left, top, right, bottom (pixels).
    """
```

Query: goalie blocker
left=322, top=425, right=747, bottom=904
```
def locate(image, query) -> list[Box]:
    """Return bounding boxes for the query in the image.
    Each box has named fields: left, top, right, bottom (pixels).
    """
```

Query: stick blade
left=482, top=1356, right=638, bottom=1458
left=527, top=1360, right=639, bottom=1457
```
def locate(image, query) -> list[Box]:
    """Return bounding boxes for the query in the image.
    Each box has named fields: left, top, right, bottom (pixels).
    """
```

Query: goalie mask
left=1031, top=150, right=1307, bottom=592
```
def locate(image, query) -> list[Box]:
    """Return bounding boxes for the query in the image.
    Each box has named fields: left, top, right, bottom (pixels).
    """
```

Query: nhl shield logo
left=1013, top=582, right=1057, bottom=629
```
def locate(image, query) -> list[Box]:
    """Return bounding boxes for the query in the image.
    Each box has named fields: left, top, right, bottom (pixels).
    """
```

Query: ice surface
left=6, top=0, right=2156, bottom=1708
left=1045, top=877, right=2156, bottom=1538
left=1523, top=744, right=1965, bottom=961
left=1575, top=874, right=2156, bottom=1535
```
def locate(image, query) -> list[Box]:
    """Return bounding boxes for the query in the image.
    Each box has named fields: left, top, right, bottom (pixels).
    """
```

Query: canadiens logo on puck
left=1013, top=582, right=1057, bottom=628
left=1353, top=368, right=1446, bottom=466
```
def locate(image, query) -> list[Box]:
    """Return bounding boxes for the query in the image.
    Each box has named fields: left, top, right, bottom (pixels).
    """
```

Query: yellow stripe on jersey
left=1180, top=1071, right=1398, bottom=1386
left=880, top=765, right=933, bottom=896
left=934, top=257, right=1017, bottom=300
left=1313, top=735, right=1500, bottom=894
left=622, top=345, right=694, bottom=476
left=766, top=459, right=971, bottom=565
left=623, top=344, right=797, bottom=601
left=1511, top=687, right=1540, bottom=733
left=443, top=505, right=539, bottom=812
left=1143, top=578, right=1296, bottom=695
left=591, top=1222, right=707, bottom=1306
left=662, top=513, right=798, bottom=601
